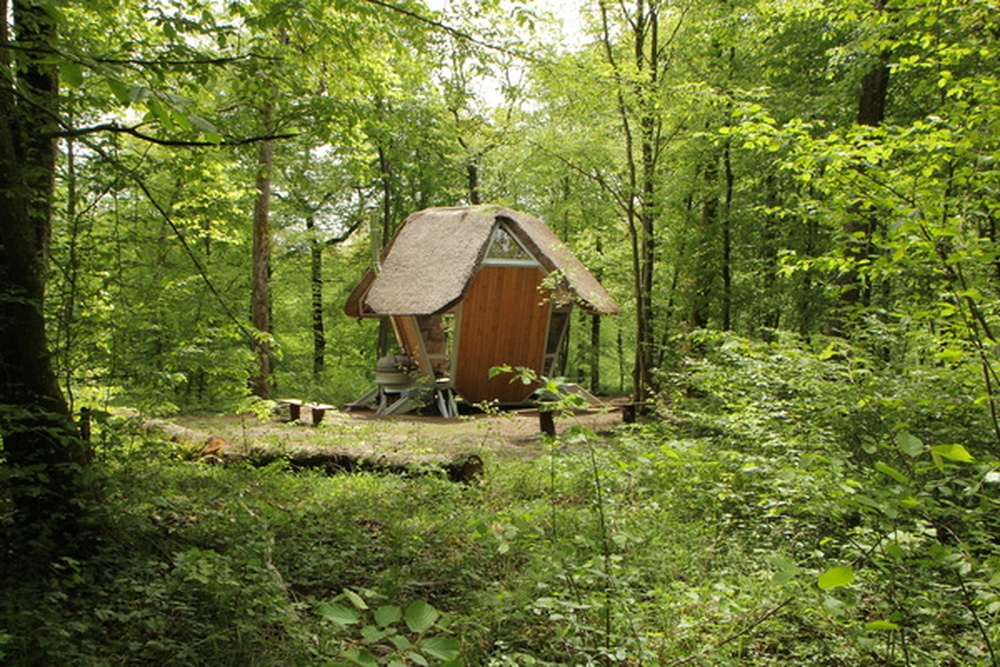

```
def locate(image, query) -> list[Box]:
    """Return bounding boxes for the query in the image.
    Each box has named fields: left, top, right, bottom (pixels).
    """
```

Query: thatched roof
left=344, top=205, right=619, bottom=317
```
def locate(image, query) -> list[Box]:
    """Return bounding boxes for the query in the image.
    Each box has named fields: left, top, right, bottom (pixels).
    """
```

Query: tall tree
left=0, top=0, right=93, bottom=545
left=596, top=0, right=676, bottom=401
left=250, top=113, right=275, bottom=399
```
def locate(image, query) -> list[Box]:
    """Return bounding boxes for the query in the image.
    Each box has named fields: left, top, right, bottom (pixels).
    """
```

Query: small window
left=543, top=308, right=571, bottom=376
left=485, top=225, right=537, bottom=265
left=546, top=310, right=570, bottom=357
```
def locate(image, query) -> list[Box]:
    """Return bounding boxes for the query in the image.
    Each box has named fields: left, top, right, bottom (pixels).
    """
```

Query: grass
left=2, top=333, right=999, bottom=666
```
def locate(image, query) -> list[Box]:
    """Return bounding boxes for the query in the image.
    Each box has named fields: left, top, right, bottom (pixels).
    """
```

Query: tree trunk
left=691, top=150, right=719, bottom=330
left=55, top=131, right=81, bottom=411
left=466, top=161, right=481, bottom=205
left=250, top=129, right=274, bottom=398
left=307, top=216, right=326, bottom=380
left=590, top=314, right=602, bottom=392
left=600, top=0, right=661, bottom=402
left=635, top=7, right=659, bottom=402
left=589, top=237, right=604, bottom=392
left=0, top=0, right=94, bottom=548
left=721, top=136, right=734, bottom=331
left=759, top=172, right=782, bottom=331
left=376, top=133, right=395, bottom=359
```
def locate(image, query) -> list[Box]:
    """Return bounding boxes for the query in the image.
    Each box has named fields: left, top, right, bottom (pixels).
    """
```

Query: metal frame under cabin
left=387, top=220, right=575, bottom=407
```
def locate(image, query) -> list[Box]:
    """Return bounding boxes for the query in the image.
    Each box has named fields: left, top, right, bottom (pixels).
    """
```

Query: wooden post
left=310, top=404, right=335, bottom=425
left=539, top=410, right=556, bottom=437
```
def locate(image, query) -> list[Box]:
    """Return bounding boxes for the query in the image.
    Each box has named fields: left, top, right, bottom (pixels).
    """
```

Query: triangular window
left=485, top=224, right=537, bottom=264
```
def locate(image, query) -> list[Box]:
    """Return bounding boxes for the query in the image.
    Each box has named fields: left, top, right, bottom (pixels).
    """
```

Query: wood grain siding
left=456, top=266, right=551, bottom=404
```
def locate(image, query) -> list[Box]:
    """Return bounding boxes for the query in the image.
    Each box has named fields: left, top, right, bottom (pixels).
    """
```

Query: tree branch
left=0, top=42, right=277, bottom=68
left=358, top=0, right=540, bottom=63
left=326, top=217, right=365, bottom=246
left=88, top=53, right=278, bottom=68
left=49, top=122, right=296, bottom=147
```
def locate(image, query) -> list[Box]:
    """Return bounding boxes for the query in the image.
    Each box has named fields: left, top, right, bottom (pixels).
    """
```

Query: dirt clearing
left=168, top=403, right=628, bottom=470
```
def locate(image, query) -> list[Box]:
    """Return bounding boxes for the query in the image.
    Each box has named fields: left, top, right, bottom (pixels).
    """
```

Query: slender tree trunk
left=760, top=172, right=782, bottom=331
left=590, top=314, right=602, bottom=392
left=465, top=161, right=481, bottom=205
left=721, top=136, right=734, bottom=331
left=56, top=131, right=81, bottom=411
left=635, top=6, right=660, bottom=400
left=307, top=215, right=326, bottom=380
left=691, top=150, right=719, bottom=329
left=1, top=0, right=93, bottom=548
left=250, top=119, right=274, bottom=398
left=590, top=238, right=604, bottom=392
left=600, top=0, right=662, bottom=402
left=376, top=138, right=394, bottom=359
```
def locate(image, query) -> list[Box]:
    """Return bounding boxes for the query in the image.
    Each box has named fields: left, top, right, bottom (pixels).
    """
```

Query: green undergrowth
left=3, top=332, right=999, bottom=666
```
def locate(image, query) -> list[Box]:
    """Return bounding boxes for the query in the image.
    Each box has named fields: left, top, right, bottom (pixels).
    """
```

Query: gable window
left=483, top=223, right=540, bottom=267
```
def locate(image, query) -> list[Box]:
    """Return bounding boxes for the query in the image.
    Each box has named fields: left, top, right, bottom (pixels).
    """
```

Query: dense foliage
left=2, top=0, right=999, bottom=664
left=17, top=0, right=998, bottom=411
left=2, top=332, right=997, bottom=665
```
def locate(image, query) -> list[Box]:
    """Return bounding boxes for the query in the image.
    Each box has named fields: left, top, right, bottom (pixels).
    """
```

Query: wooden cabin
left=344, top=205, right=619, bottom=407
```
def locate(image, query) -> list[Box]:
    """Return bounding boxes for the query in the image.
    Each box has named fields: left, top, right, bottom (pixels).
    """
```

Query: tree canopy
left=2, top=0, right=999, bottom=662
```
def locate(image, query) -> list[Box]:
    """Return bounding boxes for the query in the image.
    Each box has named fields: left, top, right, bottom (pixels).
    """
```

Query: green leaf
left=488, top=365, right=512, bottom=379
left=930, top=444, right=973, bottom=463
left=865, top=620, right=900, bottom=631
left=420, top=636, right=461, bottom=661
left=770, top=555, right=799, bottom=585
left=174, top=112, right=192, bottom=132
left=145, top=98, right=175, bottom=131
left=60, top=62, right=84, bottom=88
left=108, top=80, right=131, bottom=105
left=874, top=461, right=909, bottom=484
left=189, top=115, right=219, bottom=134
left=317, top=602, right=360, bottom=627
left=375, top=605, right=402, bottom=628
left=343, top=588, right=368, bottom=610
left=361, top=625, right=389, bottom=642
left=341, top=647, right=379, bottom=667
left=818, top=565, right=855, bottom=590
left=895, top=432, right=924, bottom=458
left=405, top=600, right=439, bottom=633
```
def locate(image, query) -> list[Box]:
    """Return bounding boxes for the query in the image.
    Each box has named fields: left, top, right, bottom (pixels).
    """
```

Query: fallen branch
left=136, top=415, right=484, bottom=483
left=227, top=446, right=484, bottom=484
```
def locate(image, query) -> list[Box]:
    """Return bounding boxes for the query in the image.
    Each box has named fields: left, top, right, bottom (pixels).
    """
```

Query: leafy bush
left=2, top=331, right=997, bottom=665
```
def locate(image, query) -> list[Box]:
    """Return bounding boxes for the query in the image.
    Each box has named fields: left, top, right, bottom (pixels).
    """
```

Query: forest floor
left=168, top=399, right=628, bottom=469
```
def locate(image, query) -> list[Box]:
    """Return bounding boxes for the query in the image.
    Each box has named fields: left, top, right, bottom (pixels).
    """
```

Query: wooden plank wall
left=455, top=266, right=551, bottom=404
